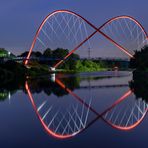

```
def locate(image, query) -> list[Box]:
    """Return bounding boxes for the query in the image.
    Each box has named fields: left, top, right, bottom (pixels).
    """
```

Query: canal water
left=0, top=71, right=147, bottom=148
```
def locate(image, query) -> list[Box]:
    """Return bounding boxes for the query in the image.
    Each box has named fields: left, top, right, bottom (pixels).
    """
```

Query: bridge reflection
left=25, top=74, right=148, bottom=139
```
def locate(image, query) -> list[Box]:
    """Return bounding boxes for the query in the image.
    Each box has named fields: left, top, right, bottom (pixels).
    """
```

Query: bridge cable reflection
left=55, top=78, right=148, bottom=131
left=55, top=78, right=147, bottom=131
left=25, top=78, right=148, bottom=139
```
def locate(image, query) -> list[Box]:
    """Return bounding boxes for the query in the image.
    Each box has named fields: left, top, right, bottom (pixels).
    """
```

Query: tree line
left=19, top=48, right=106, bottom=71
left=19, top=48, right=80, bottom=70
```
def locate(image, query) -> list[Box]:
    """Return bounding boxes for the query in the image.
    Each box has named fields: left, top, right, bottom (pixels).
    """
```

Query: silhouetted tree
left=19, top=51, right=42, bottom=58
left=43, top=48, right=52, bottom=57
left=129, top=45, right=148, bottom=70
left=35, top=51, right=42, bottom=57
left=52, top=48, right=69, bottom=59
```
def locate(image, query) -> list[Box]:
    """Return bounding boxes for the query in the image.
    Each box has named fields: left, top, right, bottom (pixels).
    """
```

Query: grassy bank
left=0, top=59, right=108, bottom=81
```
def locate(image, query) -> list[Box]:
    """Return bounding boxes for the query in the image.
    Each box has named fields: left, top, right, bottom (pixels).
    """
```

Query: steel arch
left=24, top=10, right=148, bottom=68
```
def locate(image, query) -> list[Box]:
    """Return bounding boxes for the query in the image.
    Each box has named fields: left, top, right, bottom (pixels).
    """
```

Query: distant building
left=0, top=48, right=16, bottom=63
left=0, top=48, right=8, bottom=58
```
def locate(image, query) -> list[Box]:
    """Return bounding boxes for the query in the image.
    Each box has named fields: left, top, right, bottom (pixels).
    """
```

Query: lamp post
left=8, top=52, right=11, bottom=57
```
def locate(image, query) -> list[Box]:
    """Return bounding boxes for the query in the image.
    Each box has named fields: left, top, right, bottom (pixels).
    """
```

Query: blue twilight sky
left=0, top=0, right=148, bottom=55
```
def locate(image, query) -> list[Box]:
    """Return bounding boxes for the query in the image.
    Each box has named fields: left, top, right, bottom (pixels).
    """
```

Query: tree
left=35, top=51, right=42, bottom=57
left=51, top=48, right=69, bottom=68
left=52, top=48, right=69, bottom=59
left=129, top=45, right=148, bottom=70
left=19, top=51, right=42, bottom=58
left=43, top=48, right=52, bottom=57
left=19, top=51, right=29, bottom=57
left=67, top=53, right=80, bottom=70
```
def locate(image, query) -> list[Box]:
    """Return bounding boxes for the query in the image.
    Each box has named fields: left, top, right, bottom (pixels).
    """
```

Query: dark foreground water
left=0, top=71, right=147, bottom=148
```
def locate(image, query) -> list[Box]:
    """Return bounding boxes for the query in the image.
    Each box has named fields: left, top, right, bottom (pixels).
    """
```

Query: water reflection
left=0, top=71, right=147, bottom=139
left=22, top=72, right=148, bottom=139
left=130, top=71, right=148, bottom=103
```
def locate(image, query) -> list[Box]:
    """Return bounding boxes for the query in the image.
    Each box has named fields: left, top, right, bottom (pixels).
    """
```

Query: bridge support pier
left=50, top=73, right=56, bottom=82
left=50, top=67, right=56, bottom=71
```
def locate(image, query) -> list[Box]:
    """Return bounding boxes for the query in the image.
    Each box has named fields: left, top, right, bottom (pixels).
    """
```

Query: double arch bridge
left=24, top=10, right=148, bottom=69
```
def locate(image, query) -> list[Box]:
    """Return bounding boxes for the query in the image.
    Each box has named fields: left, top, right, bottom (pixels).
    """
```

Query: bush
left=75, top=60, right=105, bottom=72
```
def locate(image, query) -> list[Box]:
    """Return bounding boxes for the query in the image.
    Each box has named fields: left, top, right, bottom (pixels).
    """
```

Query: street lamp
left=8, top=52, right=11, bottom=57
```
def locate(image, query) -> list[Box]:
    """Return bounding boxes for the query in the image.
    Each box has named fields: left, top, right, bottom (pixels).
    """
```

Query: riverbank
left=0, top=61, right=50, bottom=81
left=0, top=70, right=131, bottom=102
left=0, top=58, right=132, bottom=82
left=0, top=59, right=109, bottom=80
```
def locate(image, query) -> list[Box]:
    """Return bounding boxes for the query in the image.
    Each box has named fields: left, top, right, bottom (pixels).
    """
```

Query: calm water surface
left=0, top=71, right=147, bottom=148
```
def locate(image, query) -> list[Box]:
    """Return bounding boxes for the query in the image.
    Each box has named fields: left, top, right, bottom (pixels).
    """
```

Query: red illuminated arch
left=25, top=10, right=148, bottom=68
